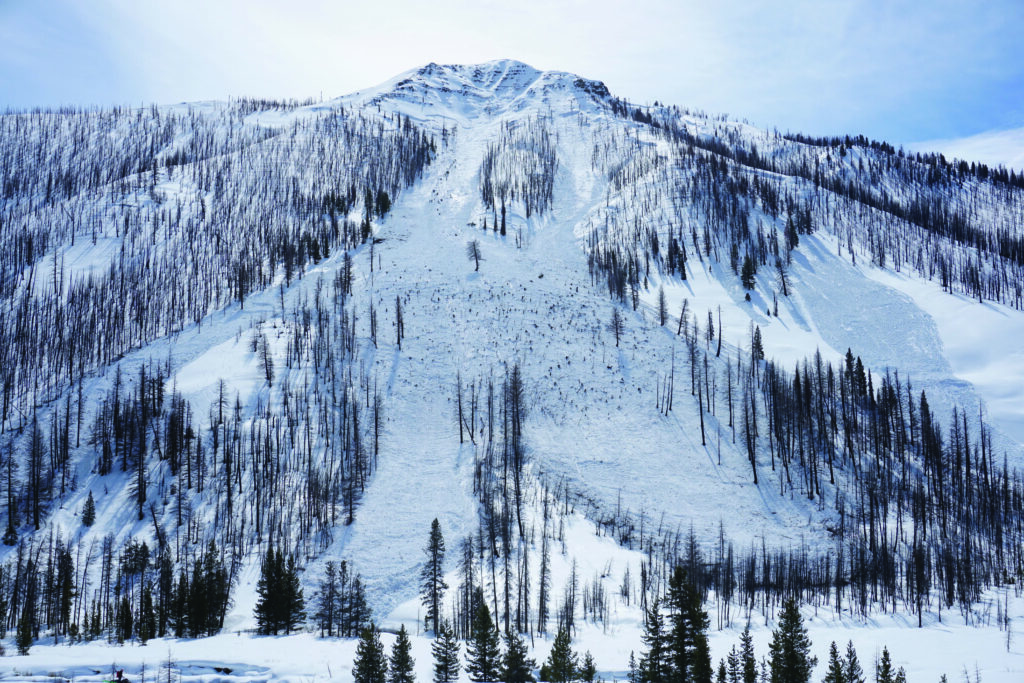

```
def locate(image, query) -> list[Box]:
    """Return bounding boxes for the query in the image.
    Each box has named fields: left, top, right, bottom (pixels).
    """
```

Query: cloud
left=1, top=0, right=1022, bottom=145
left=909, top=127, right=1024, bottom=173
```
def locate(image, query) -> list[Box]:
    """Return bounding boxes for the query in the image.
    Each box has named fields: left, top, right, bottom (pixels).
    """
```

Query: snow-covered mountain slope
left=3, top=59, right=1024, bottom=679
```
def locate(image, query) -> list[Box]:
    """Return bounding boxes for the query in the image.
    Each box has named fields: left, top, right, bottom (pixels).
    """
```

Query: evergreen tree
left=843, top=642, right=864, bottom=683
left=432, top=619, right=461, bottom=683
left=283, top=553, right=306, bottom=633
left=254, top=545, right=280, bottom=635
left=466, top=602, right=502, bottom=682
left=15, top=599, right=34, bottom=654
left=874, top=649, right=893, bottom=683
left=116, top=595, right=133, bottom=643
left=421, top=518, right=448, bottom=634
left=542, top=624, right=578, bottom=682
left=768, top=599, right=816, bottom=683
left=501, top=630, right=537, bottom=683
left=822, top=642, right=845, bottom=683
left=666, top=567, right=712, bottom=683
left=390, top=624, right=417, bottom=683
left=639, top=600, right=670, bottom=683
left=354, top=624, right=389, bottom=683
left=741, top=255, right=757, bottom=290
left=579, top=652, right=597, bottom=683
left=82, top=490, right=96, bottom=527
left=139, top=581, right=157, bottom=643
left=254, top=545, right=303, bottom=635
left=727, top=647, right=741, bottom=683
left=740, top=626, right=758, bottom=683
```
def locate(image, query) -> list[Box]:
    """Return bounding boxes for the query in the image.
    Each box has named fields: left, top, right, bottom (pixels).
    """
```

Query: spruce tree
left=390, top=624, right=416, bottom=683
left=501, top=630, right=536, bottom=683
left=82, top=490, right=96, bottom=527
left=466, top=602, right=502, bottom=682
left=639, top=600, right=670, bottom=683
left=139, top=581, right=157, bottom=643
left=822, top=642, right=845, bottom=683
left=254, top=545, right=279, bottom=635
left=741, top=255, right=757, bottom=290
left=843, top=642, right=864, bottom=683
left=768, top=599, right=816, bottom=683
left=542, top=625, right=578, bottom=682
left=727, top=647, right=740, bottom=683
left=740, top=626, right=757, bottom=683
left=15, top=601, right=34, bottom=654
left=432, top=619, right=461, bottom=683
left=579, top=652, right=597, bottom=683
left=666, top=567, right=712, bottom=683
left=874, top=649, right=893, bottom=683
left=354, top=624, right=389, bottom=683
left=421, top=518, right=448, bottom=634
left=283, top=553, right=306, bottom=633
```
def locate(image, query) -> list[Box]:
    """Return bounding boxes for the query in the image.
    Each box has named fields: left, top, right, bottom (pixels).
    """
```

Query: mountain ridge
left=1, top=61, right=1024, bottom=678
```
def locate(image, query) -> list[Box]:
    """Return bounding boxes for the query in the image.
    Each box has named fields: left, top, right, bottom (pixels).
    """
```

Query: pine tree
left=740, top=626, right=757, bottom=683
left=768, top=599, right=816, bottom=683
left=640, top=600, right=670, bottom=683
left=741, top=255, right=757, bottom=290
left=15, top=600, right=34, bottom=654
left=579, top=652, right=597, bottom=683
left=283, top=553, right=305, bottom=633
left=390, top=624, right=417, bottom=683
left=82, top=490, right=96, bottom=527
left=542, top=624, right=578, bottom=682
left=421, top=518, right=448, bottom=634
left=466, top=602, right=502, bottom=682
left=843, top=642, right=864, bottom=683
left=666, top=567, right=712, bottom=683
left=501, top=630, right=536, bottom=683
left=254, top=545, right=303, bottom=635
left=727, top=647, right=740, bottom=683
left=354, top=624, right=389, bottom=683
left=628, top=652, right=640, bottom=683
left=432, top=619, right=461, bottom=683
left=139, top=581, right=157, bottom=643
left=822, top=642, right=845, bottom=683
left=874, top=648, right=893, bottom=683
left=254, top=545, right=280, bottom=634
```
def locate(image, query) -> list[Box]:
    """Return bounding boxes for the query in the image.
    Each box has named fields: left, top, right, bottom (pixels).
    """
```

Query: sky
left=2, top=0, right=1023, bottom=164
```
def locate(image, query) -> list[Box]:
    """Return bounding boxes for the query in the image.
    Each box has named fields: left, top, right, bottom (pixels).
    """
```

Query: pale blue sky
left=2, top=0, right=1023, bottom=153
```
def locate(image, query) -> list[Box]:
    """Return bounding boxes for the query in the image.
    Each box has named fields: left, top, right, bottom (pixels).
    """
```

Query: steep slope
left=2, top=61, right=1024, bottom=679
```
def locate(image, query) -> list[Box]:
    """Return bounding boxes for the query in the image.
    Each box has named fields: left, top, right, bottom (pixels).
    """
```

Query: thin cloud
left=1, top=0, right=1021, bottom=145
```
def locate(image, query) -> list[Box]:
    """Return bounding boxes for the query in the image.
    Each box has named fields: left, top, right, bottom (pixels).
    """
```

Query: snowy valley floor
left=3, top=599, right=1024, bottom=682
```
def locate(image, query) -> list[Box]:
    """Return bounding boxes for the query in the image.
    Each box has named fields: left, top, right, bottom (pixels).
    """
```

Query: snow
left=3, top=60, right=1024, bottom=679
left=910, top=126, right=1024, bottom=173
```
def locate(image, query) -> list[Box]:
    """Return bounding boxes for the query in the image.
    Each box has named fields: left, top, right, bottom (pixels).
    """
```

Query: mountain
left=2, top=59, right=1024, bottom=679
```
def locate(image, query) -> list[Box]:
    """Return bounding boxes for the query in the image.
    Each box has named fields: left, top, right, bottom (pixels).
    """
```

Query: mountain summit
left=1, top=61, right=1024, bottom=678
